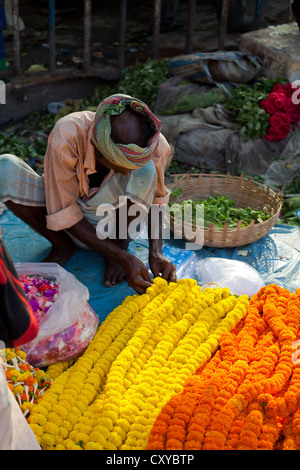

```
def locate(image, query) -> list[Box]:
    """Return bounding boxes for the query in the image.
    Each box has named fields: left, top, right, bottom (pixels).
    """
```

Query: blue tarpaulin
left=1, top=209, right=299, bottom=324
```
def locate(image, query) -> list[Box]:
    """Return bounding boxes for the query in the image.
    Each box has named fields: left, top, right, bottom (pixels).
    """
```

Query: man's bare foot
left=103, top=257, right=126, bottom=287
left=42, top=242, right=78, bottom=265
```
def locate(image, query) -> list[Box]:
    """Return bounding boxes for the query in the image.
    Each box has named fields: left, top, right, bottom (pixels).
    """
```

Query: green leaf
left=170, top=188, right=182, bottom=197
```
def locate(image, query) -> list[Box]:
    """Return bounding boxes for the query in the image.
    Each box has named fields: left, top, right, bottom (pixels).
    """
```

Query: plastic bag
left=146, top=245, right=199, bottom=280
left=196, top=257, right=265, bottom=297
left=208, top=56, right=262, bottom=84
left=15, top=263, right=99, bottom=367
left=168, top=51, right=264, bottom=85
left=0, top=359, right=40, bottom=450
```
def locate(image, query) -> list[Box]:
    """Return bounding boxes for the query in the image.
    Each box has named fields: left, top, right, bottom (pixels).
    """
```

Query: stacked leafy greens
left=169, top=192, right=271, bottom=229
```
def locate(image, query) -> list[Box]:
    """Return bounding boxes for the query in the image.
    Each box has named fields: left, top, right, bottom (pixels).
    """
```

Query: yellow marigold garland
left=27, top=277, right=248, bottom=450
left=46, top=360, right=74, bottom=380
left=147, top=284, right=300, bottom=450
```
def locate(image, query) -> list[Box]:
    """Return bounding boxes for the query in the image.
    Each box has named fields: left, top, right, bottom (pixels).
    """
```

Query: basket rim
left=166, top=172, right=283, bottom=234
left=167, top=172, right=283, bottom=200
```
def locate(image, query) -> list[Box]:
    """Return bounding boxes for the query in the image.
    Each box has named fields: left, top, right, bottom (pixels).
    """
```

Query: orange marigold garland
left=26, top=278, right=249, bottom=450
left=147, top=285, right=300, bottom=451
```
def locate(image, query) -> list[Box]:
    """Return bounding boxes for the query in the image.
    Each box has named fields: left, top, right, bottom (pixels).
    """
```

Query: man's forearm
left=149, top=236, right=163, bottom=256
left=147, top=207, right=163, bottom=257
left=147, top=206, right=177, bottom=282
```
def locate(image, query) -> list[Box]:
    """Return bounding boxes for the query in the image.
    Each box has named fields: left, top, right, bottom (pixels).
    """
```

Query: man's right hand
left=121, top=253, right=153, bottom=295
left=67, top=218, right=153, bottom=294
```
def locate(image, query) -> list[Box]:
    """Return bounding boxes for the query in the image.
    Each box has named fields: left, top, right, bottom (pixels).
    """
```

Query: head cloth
left=91, top=94, right=162, bottom=170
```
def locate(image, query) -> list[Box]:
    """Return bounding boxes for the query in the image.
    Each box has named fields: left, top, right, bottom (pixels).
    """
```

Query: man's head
left=110, top=107, right=152, bottom=148
left=91, top=94, right=162, bottom=170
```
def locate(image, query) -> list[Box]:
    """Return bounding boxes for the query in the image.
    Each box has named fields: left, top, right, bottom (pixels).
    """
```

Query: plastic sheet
left=1, top=210, right=299, bottom=323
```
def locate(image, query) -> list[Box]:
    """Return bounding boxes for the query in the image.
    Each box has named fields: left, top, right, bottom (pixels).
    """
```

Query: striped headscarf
left=91, top=94, right=162, bottom=170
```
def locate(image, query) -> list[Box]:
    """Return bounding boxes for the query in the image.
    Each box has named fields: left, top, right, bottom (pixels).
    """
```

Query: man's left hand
left=149, top=252, right=177, bottom=283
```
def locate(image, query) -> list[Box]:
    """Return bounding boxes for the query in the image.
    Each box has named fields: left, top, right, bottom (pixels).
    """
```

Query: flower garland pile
left=19, top=274, right=59, bottom=321
left=147, top=284, right=300, bottom=450
left=1, top=348, right=52, bottom=417
left=226, top=78, right=300, bottom=142
left=26, top=277, right=249, bottom=450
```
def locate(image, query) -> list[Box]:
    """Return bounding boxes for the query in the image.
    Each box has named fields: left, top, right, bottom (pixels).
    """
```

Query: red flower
left=257, top=82, right=300, bottom=141
left=264, top=110, right=291, bottom=142
left=287, top=101, right=300, bottom=123
left=265, top=124, right=291, bottom=142
left=265, top=131, right=279, bottom=142
left=269, top=91, right=289, bottom=112
left=269, top=112, right=291, bottom=131
left=260, top=89, right=290, bottom=115
left=272, top=83, right=284, bottom=93
left=282, top=82, right=293, bottom=97
left=260, top=98, right=277, bottom=115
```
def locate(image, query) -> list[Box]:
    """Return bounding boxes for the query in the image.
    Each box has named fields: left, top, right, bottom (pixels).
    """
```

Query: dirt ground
left=3, top=0, right=293, bottom=75
left=0, top=1, right=298, bottom=212
left=0, top=0, right=295, bottom=155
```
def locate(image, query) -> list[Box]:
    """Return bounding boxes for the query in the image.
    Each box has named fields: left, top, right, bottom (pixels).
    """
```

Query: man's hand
left=149, top=252, right=177, bottom=283
left=147, top=206, right=177, bottom=284
left=121, top=253, right=153, bottom=295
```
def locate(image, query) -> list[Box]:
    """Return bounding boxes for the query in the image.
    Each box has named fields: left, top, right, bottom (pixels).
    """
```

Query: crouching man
left=0, top=94, right=176, bottom=294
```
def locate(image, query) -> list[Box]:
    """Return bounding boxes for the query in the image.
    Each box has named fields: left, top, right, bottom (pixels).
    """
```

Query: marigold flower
left=28, top=413, right=47, bottom=426
left=13, top=384, right=24, bottom=395
left=147, top=284, right=300, bottom=450
left=29, top=423, right=43, bottom=437
left=24, top=282, right=299, bottom=450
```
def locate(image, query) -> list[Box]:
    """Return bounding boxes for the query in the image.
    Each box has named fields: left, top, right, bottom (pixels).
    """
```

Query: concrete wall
left=0, top=66, right=120, bottom=125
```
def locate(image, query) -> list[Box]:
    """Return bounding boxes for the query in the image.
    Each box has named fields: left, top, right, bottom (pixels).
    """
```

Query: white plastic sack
left=196, top=257, right=265, bottom=297
left=15, top=262, right=89, bottom=343
left=0, top=358, right=40, bottom=450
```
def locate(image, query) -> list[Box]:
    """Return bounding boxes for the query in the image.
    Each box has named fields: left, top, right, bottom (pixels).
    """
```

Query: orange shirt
left=44, top=111, right=171, bottom=231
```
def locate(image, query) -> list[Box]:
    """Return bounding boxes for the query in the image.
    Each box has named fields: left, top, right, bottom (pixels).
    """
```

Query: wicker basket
left=166, top=173, right=283, bottom=248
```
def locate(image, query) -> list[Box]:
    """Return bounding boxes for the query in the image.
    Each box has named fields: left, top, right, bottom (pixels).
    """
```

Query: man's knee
left=0, top=154, right=18, bottom=181
left=0, top=153, right=18, bottom=172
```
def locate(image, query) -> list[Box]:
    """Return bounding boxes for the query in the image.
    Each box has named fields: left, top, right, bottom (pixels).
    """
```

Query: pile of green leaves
left=169, top=193, right=271, bottom=228
left=80, top=59, right=170, bottom=111
left=0, top=109, right=53, bottom=163
left=80, top=84, right=117, bottom=110
left=279, top=196, right=300, bottom=226
left=225, top=78, right=288, bottom=141
left=117, top=58, right=170, bottom=110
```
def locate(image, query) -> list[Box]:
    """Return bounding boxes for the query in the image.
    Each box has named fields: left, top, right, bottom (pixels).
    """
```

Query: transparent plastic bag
left=15, top=262, right=99, bottom=367
left=196, top=257, right=265, bottom=297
